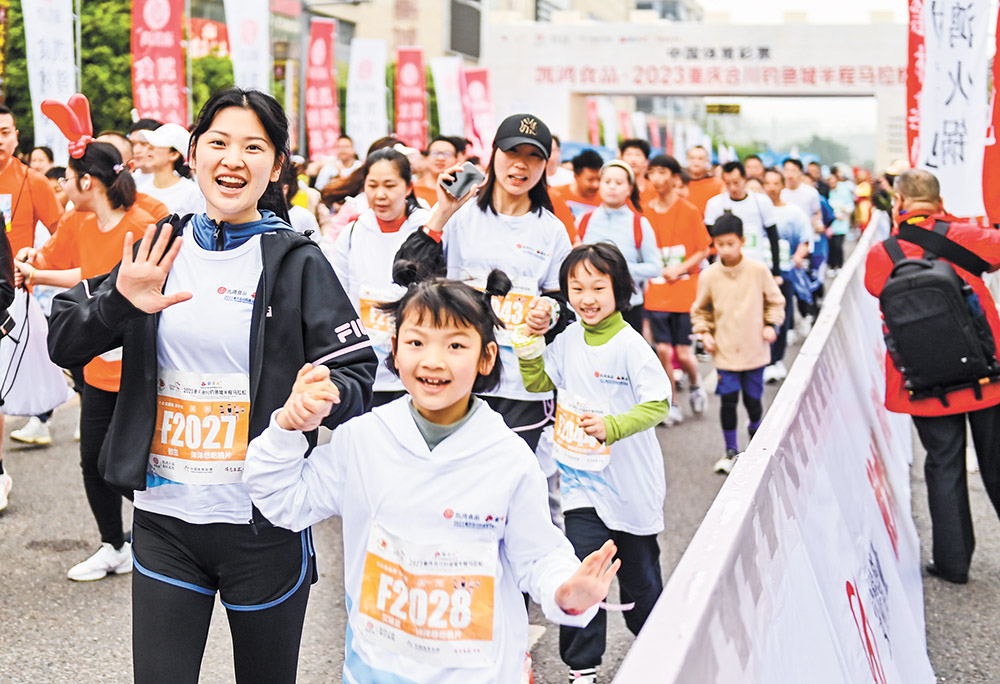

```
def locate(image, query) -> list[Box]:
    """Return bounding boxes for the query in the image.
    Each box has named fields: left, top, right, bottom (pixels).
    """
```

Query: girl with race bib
left=327, top=148, right=431, bottom=406
left=516, top=242, right=670, bottom=684
left=243, top=269, right=620, bottom=684
left=47, top=88, right=377, bottom=684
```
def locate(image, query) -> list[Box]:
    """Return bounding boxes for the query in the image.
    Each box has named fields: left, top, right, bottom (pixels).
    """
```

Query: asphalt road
left=1, top=338, right=998, bottom=683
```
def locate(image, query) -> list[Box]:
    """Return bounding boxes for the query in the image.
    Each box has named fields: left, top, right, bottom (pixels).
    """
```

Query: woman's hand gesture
left=116, top=225, right=193, bottom=314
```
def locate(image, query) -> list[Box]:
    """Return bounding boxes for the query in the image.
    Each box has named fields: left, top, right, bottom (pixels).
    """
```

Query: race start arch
left=483, top=21, right=908, bottom=170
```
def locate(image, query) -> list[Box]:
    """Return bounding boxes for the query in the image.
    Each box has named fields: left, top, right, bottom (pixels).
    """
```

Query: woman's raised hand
left=115, top=225, right=193, bottom=314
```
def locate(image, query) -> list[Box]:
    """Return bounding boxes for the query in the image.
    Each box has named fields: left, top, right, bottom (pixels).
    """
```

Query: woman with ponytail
left=47, top=88, right=377, bottom=683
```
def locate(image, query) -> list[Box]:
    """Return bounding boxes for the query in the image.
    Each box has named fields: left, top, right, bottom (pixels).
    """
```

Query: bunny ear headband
left=40, top=93, right=94, bottom=159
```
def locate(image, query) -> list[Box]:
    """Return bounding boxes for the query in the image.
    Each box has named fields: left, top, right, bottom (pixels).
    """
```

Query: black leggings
left=80, top=383, right=125, bottom=548
left=720, top=391, right=762, bottom=431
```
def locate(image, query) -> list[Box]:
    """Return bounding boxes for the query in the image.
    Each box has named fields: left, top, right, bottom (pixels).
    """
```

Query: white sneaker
left=713, top=449, right=740, bottom=474
left=772, top=360, right=788, bottom=382
left=786, top=329, right=800, bottom=346
left=74, top=416, right=81, bottom=442
left=569, top=668, right=597, bottom=683
left=763, top=365, right=779, bottom=384
left=67, top=542, right=133, bottom=581
left=661, top=401, right=683, bottom=427
left=689, top=387, right=708, bottom=415
left=0, top=472, right=11, bottom=512
left=11, top=416, right=52, bottom=445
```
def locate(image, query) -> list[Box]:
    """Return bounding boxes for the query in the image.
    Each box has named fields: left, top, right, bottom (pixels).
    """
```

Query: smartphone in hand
left=441, top=161, right=485, bottom=199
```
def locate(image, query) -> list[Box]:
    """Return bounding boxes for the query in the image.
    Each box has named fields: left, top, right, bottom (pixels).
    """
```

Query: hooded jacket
left=244, top=396, right=596, bottom=684
left=47, top=214, right=377, bottom=508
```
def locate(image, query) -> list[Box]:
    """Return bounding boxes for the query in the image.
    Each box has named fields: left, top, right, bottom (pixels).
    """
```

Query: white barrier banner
left=22, top=0, right=74, bottom=165
left=345, top=38, right=389, bottom=158
left=223, top=0, right=271, bottom=92
left=616, top=212, right=934, bottom=683
left=430, top=56, right=465, bottom=137
left=916, top=0, right=988, bottom=217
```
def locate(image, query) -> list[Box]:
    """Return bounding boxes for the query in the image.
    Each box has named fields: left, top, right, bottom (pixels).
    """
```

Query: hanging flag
left=647, top=116, right=661, bottom=150
left=585, top=98, right=601, bottom=146
left=22, top=0, right=74, bottom=163
left=982, top=11, right=1000, bottom=225
left=906, top=1, right=926, bottom=167
left=916, top=0, right=988, bottom=217
left=597, top=98, right=617, bottom=148
left=345, top=38, right=389, bottom=156
left=395, top=47, right=427, bottom=150
left=630, top=112, right=648, bottom=142
left=430, top=56, right=465, bottom=137
left=305, top=18, right=340, bottom=159
left=461, top=67, right=494, bottom=162
left=223, top=0, right=271, bottom=92
left=617, top=110, right=634, bottom=140
left=131, top=0, right=187, bottom=126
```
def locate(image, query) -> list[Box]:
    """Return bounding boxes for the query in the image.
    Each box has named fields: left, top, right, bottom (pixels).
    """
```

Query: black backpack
left=880, top=220, right=1000, bottom=406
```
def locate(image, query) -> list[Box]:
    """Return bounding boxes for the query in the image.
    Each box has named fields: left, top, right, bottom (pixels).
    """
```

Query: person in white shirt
left=138, top=123, right=206, bottom=216
left=782, top=157, right=823, bottom=231
left=244, top=272, right=619, bottom=684
left=547, top=135, right=574, bottom=187
left=314, top=134, right=363, bottom=192
left=704, top=160, right=782, bottom=277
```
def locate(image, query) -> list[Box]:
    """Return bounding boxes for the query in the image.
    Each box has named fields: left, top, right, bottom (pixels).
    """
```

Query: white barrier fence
left=615, top=212, right=935, bottom=683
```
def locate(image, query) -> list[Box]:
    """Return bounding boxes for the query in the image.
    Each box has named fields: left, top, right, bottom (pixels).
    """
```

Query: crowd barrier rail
left=615, top=211, right=935, bottom=683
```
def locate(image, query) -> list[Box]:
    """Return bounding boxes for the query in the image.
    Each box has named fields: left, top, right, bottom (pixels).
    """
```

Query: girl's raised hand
left=580, top=414, right=607, bottom=443
left=555, top=540, right=620, bottom=615
left=525, top=296, right=553, bottom=336
left=116, top=225, right=193, bottom=314
left=276, top=364, right=341, bottom=432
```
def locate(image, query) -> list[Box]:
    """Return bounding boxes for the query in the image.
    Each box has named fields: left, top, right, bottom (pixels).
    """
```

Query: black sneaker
left=925, top=561, right=968, bottom=584
left=713, top=448, right=739, bottom=474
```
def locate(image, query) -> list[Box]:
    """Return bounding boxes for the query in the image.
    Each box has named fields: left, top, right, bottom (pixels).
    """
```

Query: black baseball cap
left=493, top=114, right=552, bottom=160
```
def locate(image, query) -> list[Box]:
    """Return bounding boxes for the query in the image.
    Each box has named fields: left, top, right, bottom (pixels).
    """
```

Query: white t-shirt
left=132, top=171, right=154, bottom=191
left=771, top=202, right=814, bottom=274
left=547, top=166, right=574, bottom=187
left=315, top=159, right=363, bottom=191
left=541, top=322, right=670, bottom=535
left=288, top=204, right=320, bottom=241
left=329, top=207, right=431, bottom=392
left=781, top=184, right=821, bottom=223
left=244, top=397, right=595, bottom=684
left=704, top=191, right=776, bottom=265
left=133, top=228, right=263, bottom=525
left=444, top=202, right=572, bottom=401
left=143, top=176, right=206, bottom=216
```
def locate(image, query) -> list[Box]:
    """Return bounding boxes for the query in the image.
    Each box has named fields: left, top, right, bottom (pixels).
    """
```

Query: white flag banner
left=345, top=38, right=389, bottom=157
left=630, top=112, right=649, bottom=142
left=430, top=56, right=465, bottom=136
left=22, top=0, right=74, bottom=164
left=596, top=97, right=617, bottom=149
left=916, top=0, right=988, bottom=217
left=223, top=0, right=271, bottom=92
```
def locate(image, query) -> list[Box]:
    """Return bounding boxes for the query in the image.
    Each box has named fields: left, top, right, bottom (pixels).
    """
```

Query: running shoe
left=689, top=387, right=708, bottom=415
left=569, top=668, right=597, bottom=683
left=67, top=542, right=133, bottom=582
left=713, top=448, right=740, bottom=475
left=0, top=472, right=11, bottom=512
left=10, top=416, right=52, bottom=445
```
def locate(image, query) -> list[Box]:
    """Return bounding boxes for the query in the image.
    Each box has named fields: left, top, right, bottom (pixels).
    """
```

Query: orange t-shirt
left=39, top=203, right=156, bottom=392
left=643, top=197, right=711, bottom=313
left=135, top=192, right=169, bottom=222
left=0, top=159, right=64, bottom=253
left=550, top=184, right=600, bottom=243
left=634, top=180, right=658, bottom=213
left=686, top=176, right=725, bottom=216
left=414, top=183, right=438, bottom=208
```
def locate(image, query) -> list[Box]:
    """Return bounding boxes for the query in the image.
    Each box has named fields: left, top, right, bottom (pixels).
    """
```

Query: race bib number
left=149, top=369, right=250, bottom=485
left=467, top=272, right=537, bottom=346
left=357, top=523, right=496, bottom=668
left=553, top=395, right=611, bottom=471
left=357, top=284, right=404, bottom=346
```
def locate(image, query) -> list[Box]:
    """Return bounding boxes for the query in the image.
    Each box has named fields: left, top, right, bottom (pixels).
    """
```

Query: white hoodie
left=244, top=397, right=596, bottom=684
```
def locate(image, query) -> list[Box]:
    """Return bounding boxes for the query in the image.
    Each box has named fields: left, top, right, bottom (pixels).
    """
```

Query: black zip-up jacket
left=47, top=217, right=377, bottom=503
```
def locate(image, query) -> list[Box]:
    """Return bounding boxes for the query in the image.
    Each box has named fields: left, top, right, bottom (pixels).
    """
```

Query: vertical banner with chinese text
left=345, top=38, right=388, bottom=158
left=916, top=0, right=988, bottom=217
left=22, top=0, right=74, bottom=163
left=585, top=98, right=601, bottom=146
left=395, top=47, right=426, bottom=150
left=305, top=18, right=340, bottom=160
left=982, top=12, right=1000, bottom=226
left=906, top=0, right=925, bottom=167
left=131, top=0, right=187, bottom=126
left=430, top=56, right=465, bottom=137
left=648, top=116, right=662, bottom=149
left=223, top=0, right=271, bottom=92
left=461, top=67, right=494, bottom=162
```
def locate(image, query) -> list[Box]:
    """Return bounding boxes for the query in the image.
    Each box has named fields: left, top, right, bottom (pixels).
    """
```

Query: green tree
left=794, top=134, right=852, bottom=165
left=191, top=54, right=234, bottom=119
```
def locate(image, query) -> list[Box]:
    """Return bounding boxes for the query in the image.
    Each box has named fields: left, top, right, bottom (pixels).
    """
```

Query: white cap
left=144, top=123, right=192, bottom=161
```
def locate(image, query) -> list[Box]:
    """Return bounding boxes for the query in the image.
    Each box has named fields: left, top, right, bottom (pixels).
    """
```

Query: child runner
left=47, top=88, right=377, bottom=683
left=328, top=147, right=431, bottom=406
left=517, top=243, right=670, bottom=684
left=576, top=160, right=660, bottom=333
left=691, top=213, right=785, bottom=475
left=244, top=271, right=620, bottom=684
left=642, top=154, right=711, bottom=425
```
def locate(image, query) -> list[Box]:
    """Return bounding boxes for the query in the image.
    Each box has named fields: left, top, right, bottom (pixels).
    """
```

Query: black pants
left=482, top=395, right=553, bottom=451
left=622, top=305, right=644, bottom=333
left=80, top=383, right=125, bottom=548
left=559, top=508, right=662, bottom=669
left=131, top=510, right=315, bottom=684
left=770, top=279, right=796, bottom=365
left=912, top=404, right=1000, bottom=577
left=828, top=234, right=846, bottom=269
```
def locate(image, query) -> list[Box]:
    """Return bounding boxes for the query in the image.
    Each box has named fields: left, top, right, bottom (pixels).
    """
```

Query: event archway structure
left=483, top=21, right=907, bottom=171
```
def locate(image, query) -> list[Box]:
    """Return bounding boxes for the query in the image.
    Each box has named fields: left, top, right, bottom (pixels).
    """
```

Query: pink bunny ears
left=40, top=94, right=94, bottom=159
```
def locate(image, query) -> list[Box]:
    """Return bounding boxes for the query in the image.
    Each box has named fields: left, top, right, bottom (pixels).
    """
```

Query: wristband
left=542, top=296, right=561, bottom=328
left=421, top=225, right=443, bottom=243
left=27, top=267, right=36, bottom=285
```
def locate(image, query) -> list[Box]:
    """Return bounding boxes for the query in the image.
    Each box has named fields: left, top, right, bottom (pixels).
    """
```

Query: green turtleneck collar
left=581, top=311, right=627, bottom=346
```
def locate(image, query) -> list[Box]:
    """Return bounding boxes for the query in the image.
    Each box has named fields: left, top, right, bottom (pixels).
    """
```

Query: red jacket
left=865, top=213, right=1000, bottom=416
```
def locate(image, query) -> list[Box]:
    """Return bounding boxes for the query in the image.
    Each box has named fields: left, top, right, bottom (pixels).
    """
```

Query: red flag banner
left=395, top=47, right=427, bottom=150
left=586, top=98, right=601, bottom=146
left=461, top=67, right=495, bottom=163
left=305, top=18, right=341, bottom=159
left=131, top=0, right=187, bottom=125
left=648, top=116, right=661, bottom=149
left=905, top=0, right=924, bottom=167
left=983, top=13, right=1000, bottom=226
left=189, top=18, right=229, bottom=59
left=617, top=110, right=634, bottom=140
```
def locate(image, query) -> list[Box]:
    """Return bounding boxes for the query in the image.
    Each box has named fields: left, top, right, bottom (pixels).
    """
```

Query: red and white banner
left=305, top=19, right=340, bottom=160
left=585, top=98, right=601, bottom=146
left=648, top=116, right=661, bottom=149
left=22, top=0, right=74, bottom=162
left=982, top=13, right=1000, bottom=226
left=617, top=110, right=633, bottom=140
left=461, top=67, right=494, bottom=162
left=395, top=47, right=427, bottom=151
left=189, top=18, right=229, bottom=59
left=905, top=1, right=925, bottom=167
left=131, top=0, right=187, bottom=126
left=430, top=56, right=465, bottom=137
left=224, top=0, right=271, bottom=92
left=617, top=213, right=935, bottom=683
left=345, top=38, right=389, bottom=158
left=915, top=0, right=988, bottom=218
